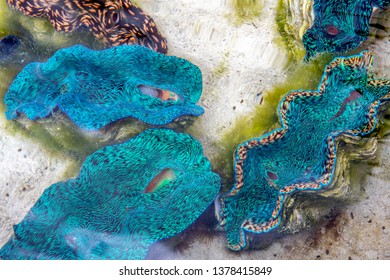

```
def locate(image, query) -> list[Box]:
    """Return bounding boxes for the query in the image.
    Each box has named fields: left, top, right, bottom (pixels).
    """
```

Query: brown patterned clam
left=7, top=0, right=168, bottom=53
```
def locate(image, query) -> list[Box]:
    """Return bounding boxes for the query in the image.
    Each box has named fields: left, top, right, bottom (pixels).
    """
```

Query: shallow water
left=0, top=0, right=389, bottom=259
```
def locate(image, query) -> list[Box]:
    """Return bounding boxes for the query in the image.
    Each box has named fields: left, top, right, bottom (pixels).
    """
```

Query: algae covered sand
left=229, top=0, right=264, bottom=25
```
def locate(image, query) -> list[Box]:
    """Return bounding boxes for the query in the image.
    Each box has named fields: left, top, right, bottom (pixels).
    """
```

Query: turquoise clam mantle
left=218, top=51, right=390, bottom=251
left=303, top=0, right=390, bottom=60
left=4, top=44, right=204, bottom=129
left=0, top=129, right=221, bottom=259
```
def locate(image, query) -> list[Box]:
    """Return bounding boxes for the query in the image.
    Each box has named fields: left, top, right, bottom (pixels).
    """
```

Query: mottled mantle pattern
left=0, top=129, right=221, bottom=259
left=4, top=44, right=204, bottom=129
left=218, top=51, right=390, bottom=251
left=6, top=0, right=168, bottom=53
left=303, top=0, right=390, bottom=60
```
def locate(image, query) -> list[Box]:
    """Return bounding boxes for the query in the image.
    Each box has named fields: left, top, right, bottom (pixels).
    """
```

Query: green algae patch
left=131, top=0, right=141, bottom=7
left=59, top=160, right=83, bottom=181
left=0, top=66, right=20, bottom=113
left=228, top=0, right=263, bottom=25
left=214, top=54, right=334, bottom=187
left=213, top=53, right=230, bottom=78
left=4, top=120, right=96, bottom=160
left=213, top=60, right=228, bottom=78
left=0, top=0, right=16, bottom=37
left=274, top=0, right=306, bottom=62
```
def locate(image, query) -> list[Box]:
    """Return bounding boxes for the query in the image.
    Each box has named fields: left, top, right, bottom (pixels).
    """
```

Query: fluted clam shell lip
left=218, top=51, right=390, bottom=250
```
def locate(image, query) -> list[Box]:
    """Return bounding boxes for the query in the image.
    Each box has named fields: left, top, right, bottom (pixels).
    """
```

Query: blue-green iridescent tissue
left=0, top=129, right=221, bottom=259
left=218, top=51, right=390, bottom=251
left=302, top=0, right=390, bottom=60
left=4, top=44, right=204, bottom=129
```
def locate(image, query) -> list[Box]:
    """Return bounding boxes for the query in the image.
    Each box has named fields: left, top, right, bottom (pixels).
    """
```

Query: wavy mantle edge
left=218, top=51, right=390, bottom=251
